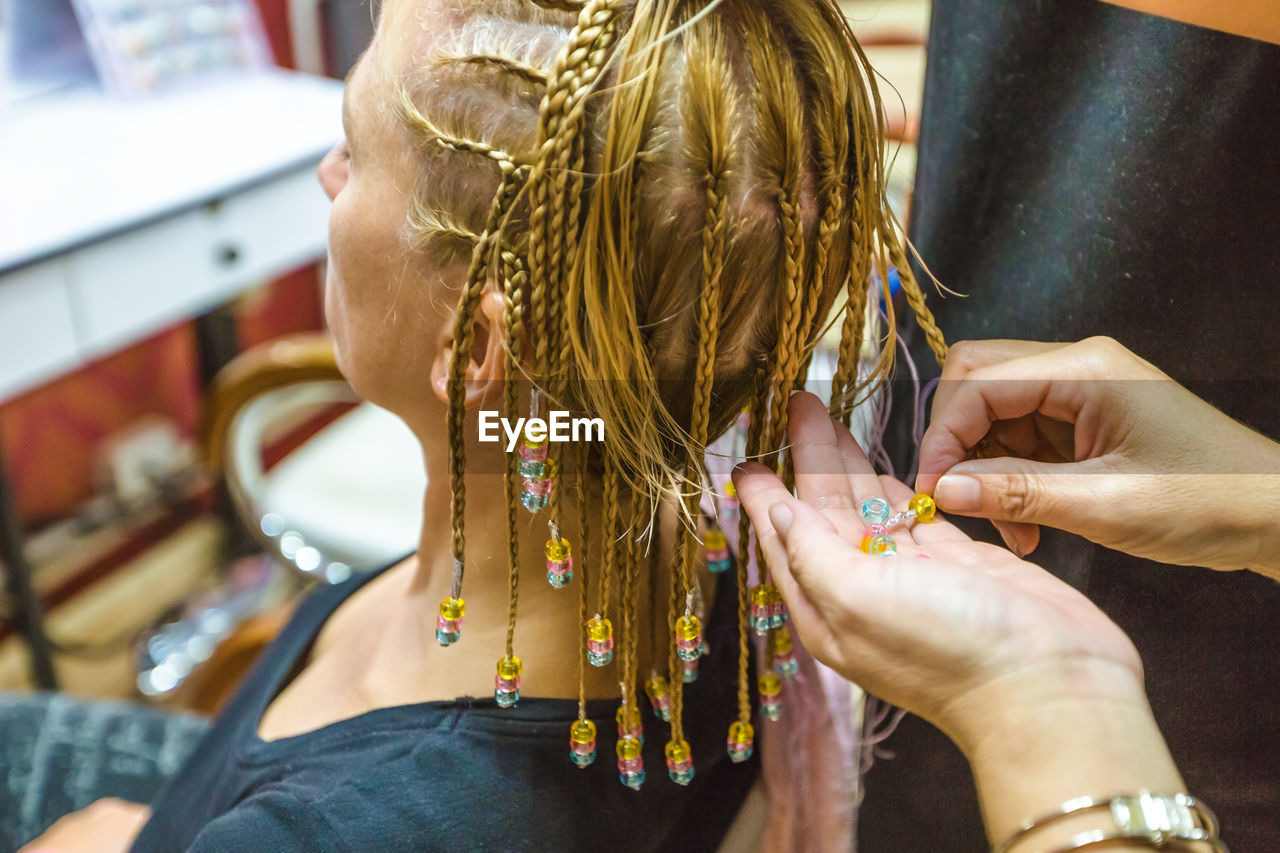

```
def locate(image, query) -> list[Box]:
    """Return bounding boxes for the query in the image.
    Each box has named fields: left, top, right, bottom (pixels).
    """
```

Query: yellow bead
left=675, top=614, right=702, bottom=642
left=750, top=585, right=772, bottom=608
left=616, top=703, right=641, bottom=731
left=439, top=597, right=465, bottom=621
left=758, top=671, right=782, bottom=697
left=770, top=629, right=792, bottom=654
left=728, top=720, right=754, bottom=744
left=664, top=739, right=691, bottom=764
left=704, top=529, right=727, bottom=550
left=497, top=655, right=523, bottom=680
left=545, top=537, right=571, bottom=562
left=645, top=675, right=669, bottom=700
left=724, top=481, right=737, bottom=499
left=570, top=719, right=597, bottom=745
left=909, top=493, right=936, bottom=523
left=616, top=736, right=643, bottom=760
left=542, top=458, right=559, bottom=480
left=586, top=616, right=613, bottom=642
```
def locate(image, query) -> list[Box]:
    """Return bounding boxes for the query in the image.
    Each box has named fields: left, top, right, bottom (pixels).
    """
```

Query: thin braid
left=575, top=442, right=591, bottom=719
left=530, top=0, right=586, bottom=11
left=831, top=184, right=873, bottom=422
left=501, top=251, right=528, bottom=656
left=398, top=92, right=530, bottom=166
left=890, top=241, right=948, bottom=366
left=446, top=160, right=529, bottom=594
left=763, top=187, right=807, bottom=471
left=600, top=446, right=620, bottom=622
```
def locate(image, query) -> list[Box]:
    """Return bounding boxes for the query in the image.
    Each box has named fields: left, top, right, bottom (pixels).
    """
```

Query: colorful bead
left=644, top=674, right=671, bottom=721
left=616, top=702, right=643, bottom=742
left=749, top=584, right=773, bottom=634
left=867, top=533, right=898, bottom=556
left=517, top=435, right=548, bottom=478
left=665, top=739, right=694, bottom=786
left=586, top=616, right=614, bottom=666
left=545, top=537, right=573, bottom=588
left=771, top=628, right=798, bottom=678
left=909, top=493, right=937, bottom=523
left=681, top=657, right=699, bottom=683
left=569, top=719, right=597, bottom=768
left=860, top=523, right=890, bottom=553
left=720, top=481, right=740, bottom=521
left=674, top=614, right=703, bottom=662
left=860, top=497, right=890, bottom=526
left=494, top=655, right=523, bottom=708
left=768, top=590, right=788, bottom=629
left=704, top=527, right=731, bottom=573
left=519, top=458, right=557, bottom=512
left=616, top=734, right=645, bottom=790
left=759, top=671, right=783, bottom=721
left=435, top=596, right=465, bottom=646
left=726, top=720, right=755, bottom=763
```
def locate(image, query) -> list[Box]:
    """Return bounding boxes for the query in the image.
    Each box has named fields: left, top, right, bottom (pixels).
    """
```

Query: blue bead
left=728, top=745, right=754, bottom=763
left=587, top=649, right=614, bottom=667
left=518, top=459, right=545, bottom=478
left=495, top=688, right=520, bottom=708
left=751, top=617, right=771, bottom=634
left=546, top=570, right=572, bottom=588
left=708, top=558, right=731, bottom=573
left=860, top=497, right=890, bottom=525
left=668, top=767, right=695, bottom=786
left=620, top=771, right=645, bottom=790
left=435, top=628, right=460, bottom=646
left=570, top=749, right=596, bottom=768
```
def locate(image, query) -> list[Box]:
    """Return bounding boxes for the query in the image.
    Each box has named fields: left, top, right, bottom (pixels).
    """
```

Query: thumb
left=766, top=497, right=859, bottom=604
left=933, top=457, right=1103, bottom=532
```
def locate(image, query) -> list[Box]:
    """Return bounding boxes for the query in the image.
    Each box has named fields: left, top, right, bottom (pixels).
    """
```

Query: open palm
left=733, top=393, right=1144, bottom=748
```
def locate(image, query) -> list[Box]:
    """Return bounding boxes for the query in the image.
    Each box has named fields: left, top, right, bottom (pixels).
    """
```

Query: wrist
left=940, top=658, right=1184, bottom=846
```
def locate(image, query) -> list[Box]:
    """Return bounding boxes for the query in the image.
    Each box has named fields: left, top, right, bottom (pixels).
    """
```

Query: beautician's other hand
left=917, top=337, right=1280, bottom=576
left=732, top=393, right=1152, bottom=759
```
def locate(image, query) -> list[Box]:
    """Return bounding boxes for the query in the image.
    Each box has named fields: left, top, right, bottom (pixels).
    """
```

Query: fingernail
left=768, top=502, right=794, bottom=537
left=934, top=474, right=981, bottom=512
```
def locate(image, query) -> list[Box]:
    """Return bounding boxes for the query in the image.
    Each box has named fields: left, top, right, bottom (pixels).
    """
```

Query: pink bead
left=518, top=443, right=548, bottom=462
left=572, top=740, right=596, bottom=756
left=495, top=676, right=520, bottom=692
left=706, top=547, right=730, bottom=561
left=588, top=639, right=613, bottom=654
left=915, top=552, right=933, bottom=559
left=618, top=757, right=643, bottom=773
left=436, top=617, right=461, bottom=633
left=666, top=758, right=693, bottom=773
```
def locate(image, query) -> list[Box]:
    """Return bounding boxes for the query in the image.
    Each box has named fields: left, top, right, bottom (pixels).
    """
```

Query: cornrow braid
left=442, top=53, right=551, bottom=86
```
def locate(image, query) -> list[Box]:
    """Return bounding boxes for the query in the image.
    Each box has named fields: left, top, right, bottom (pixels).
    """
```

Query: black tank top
left=132, top=559, right=758, bottom=851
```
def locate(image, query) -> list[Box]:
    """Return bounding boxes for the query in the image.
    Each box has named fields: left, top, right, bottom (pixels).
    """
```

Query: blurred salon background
left=0, top=0, right=926, bottom=710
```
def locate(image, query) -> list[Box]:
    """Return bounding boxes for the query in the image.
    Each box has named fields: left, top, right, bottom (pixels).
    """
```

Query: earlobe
left=429, top=288, right=508, bottom=409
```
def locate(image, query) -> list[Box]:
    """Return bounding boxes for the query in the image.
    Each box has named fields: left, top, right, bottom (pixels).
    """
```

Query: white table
left=0, top=69, right=344, bottom=401
left=0, top=68, right=343, bottom=688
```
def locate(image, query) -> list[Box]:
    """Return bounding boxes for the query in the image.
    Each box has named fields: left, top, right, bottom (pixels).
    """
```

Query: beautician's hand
left=917, top=337, right=1280, bottom=576
left=734, top=393, right=1185, bottom=845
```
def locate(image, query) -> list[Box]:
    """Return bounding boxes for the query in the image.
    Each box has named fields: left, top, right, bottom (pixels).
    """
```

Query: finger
left=732, top=462, right=795, bottom=572
left=877, top=474, right=969, bottom=545
left=992, top=519, right=1042, bottom=558
left=827, top=414, right=889, bottom=509
left=918, top=346, right=1104, bottom=494
left=931, top=455, right=1109, bottom=532
left=787, top=392, right=862, bottom=544
left=931, top=340, right=1072, bottom=423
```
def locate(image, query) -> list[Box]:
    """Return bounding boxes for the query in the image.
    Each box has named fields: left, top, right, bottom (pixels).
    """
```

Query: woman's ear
left=429, top=287, right=508, bottom=409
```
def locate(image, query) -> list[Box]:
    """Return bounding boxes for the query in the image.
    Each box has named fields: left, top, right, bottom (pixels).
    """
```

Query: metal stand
left=0, top=440, right=58, bottom=689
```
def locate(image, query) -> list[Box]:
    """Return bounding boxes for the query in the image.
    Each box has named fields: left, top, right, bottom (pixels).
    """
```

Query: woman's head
left=319, top=0, right=946, bottom=771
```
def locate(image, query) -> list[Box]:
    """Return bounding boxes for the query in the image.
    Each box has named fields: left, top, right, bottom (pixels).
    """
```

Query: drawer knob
left=215, top=244, right=241, bottom=266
